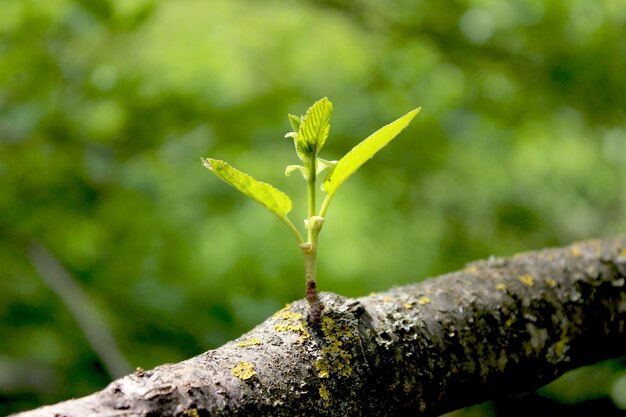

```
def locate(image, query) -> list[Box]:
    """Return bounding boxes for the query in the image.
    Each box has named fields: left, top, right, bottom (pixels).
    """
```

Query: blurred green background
left=1, top=0, right=625, bottom=415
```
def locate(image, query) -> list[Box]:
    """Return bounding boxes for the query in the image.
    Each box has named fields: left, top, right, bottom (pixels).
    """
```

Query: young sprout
left=202, top=98, right=420, bottom=326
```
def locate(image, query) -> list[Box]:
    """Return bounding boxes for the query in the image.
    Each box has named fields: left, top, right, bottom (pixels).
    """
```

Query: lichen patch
left=554, top=339, right=567, bottom=357
left=315, top=316, right=354, bottom=379
left=319, top=385, right=330, bottom=403
left=272, top=304, right=310, bottom=343
left=545, top=278, right=557, bottom=288
left=495, top=283, right=506, bottom=291
left=232, top=362, right=256, bottom=380
left=518, top=274, right=534, bottom=287
left=315, top=361, right=330, bottom=378
left=548, top=333, right=571, bottom=363
left=417, top=296, right=431, bottom=305
left=237, top=337, right=262, bottom=347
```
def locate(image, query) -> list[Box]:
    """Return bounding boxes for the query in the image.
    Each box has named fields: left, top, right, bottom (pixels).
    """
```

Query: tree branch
left=12, top=237, right=626, bottom=416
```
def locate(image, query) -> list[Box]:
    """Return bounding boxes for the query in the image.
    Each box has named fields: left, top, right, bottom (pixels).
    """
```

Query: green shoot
left=320, top=107, right=420, bottom=216
left=203, top=98, right=420, bottom=326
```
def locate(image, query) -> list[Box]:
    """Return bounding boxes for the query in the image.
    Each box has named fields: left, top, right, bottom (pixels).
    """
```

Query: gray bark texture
left=12, top=237, right=626, bottom=417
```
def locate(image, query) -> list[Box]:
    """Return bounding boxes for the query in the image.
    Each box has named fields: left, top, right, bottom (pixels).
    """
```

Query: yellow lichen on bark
left=237, top=337, right=262, bottom=347
left=518, top=274, right=534, bottom=287
left=417, top=296, right=431, bottom=305
left=554, top=337, right=569, bottom=358
left=315, top=316, right=354, bottom=379
left=319, top=385, right=330, bottom=402
left=272, top=304, right=310, bottom=343
left=232, top=362, right=256, bottom=380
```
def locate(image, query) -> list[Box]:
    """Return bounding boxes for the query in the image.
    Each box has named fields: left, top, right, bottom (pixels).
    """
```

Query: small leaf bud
left=307, top=216, right=324, bottom=232
left=299, top=242, right=313, bottom=253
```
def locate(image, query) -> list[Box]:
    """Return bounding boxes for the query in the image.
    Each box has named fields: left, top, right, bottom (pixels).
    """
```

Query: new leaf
left=297, top=97, right=333, bottom=158
left=323, top=107, right=421, bottom=199
left=202, top=158, right=292, bottom=218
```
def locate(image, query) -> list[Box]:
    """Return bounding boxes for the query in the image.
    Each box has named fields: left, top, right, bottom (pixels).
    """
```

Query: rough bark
left=12, top=237, right=626, bottom=417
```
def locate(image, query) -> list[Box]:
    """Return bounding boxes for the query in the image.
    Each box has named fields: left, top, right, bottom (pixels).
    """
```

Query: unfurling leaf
left=298, top=97, right=333, bottom=158
left=284, top=131, right=302, bottom=160
left=288, top=114, right=302, bottom=132
left=202, top=158, right=292, bottom=218
left=323, top=107, right=421, bottom=198
left=285, top=164, right=308, bottom=180
left=316, top=158, right=337, bottom=176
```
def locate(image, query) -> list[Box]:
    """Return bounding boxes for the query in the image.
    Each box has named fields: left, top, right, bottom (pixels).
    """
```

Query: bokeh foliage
left=1, top=0, right=625, bottom=414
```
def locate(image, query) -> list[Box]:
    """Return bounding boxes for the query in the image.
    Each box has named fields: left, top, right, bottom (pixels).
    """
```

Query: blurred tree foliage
left=1, top=0, right=625, bottom=414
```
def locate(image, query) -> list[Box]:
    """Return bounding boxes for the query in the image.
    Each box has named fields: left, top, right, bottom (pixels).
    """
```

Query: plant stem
left=281, top=216, right=305, bottom=245
left=319, top=193, right=333, bottom=218
left=307, top=159, right=317, bottom=234
left=302, top=157, right=323, bottom=325
left=302, top=240, right=321, bottom=325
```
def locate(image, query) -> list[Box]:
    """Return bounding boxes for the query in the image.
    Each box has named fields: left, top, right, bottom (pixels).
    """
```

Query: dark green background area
left=1, top=0, right=625, bottom=415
